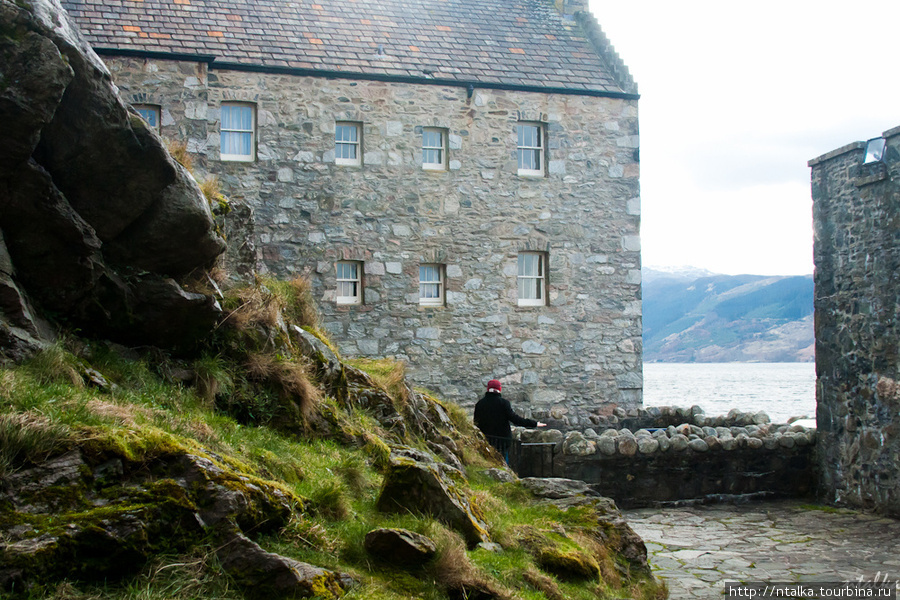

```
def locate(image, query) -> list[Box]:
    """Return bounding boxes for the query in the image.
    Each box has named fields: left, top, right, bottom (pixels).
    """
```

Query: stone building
left=63, top=0, right=642, bottom=422
left=809, top=125, right=900, bottom=515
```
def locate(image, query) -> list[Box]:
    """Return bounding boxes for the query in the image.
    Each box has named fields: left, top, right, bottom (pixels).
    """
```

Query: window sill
left=220, top=155, right=256, bottom=162
left=517, top=169, right=545, bottom=178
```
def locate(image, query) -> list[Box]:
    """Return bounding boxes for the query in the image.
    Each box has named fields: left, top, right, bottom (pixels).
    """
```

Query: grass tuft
left=347, top=358, right=409, bottom=409
left=199, top=175, right=230, bottom=215
left=0, top=412, right=71, bottom=477
left=22, top=342, right=83, bottom=387
left=309, top=480, right=351, bottom=521
left=165, top=138, right=194, bottom=172
left=264, top=276, right=321, bottom=331
left=192, top=353, right=234, bottom=407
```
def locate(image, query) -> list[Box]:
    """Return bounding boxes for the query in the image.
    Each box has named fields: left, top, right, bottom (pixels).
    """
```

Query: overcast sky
left=588, top=0, right=900, bottom=276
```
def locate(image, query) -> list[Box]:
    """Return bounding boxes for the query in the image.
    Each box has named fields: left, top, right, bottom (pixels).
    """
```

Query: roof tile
left=63, top=0, right=633, bottom=94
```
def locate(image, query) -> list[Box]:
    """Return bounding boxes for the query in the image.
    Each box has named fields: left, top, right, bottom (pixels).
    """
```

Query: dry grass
left=576, top=531, right=619, bottom=587
left=85, top=399, right=152, bottom=427
left=347, top=358, right=410, bottom=409
left=523, top=568, right=565, bottom=600
left=199, top=175, right=230, bottom=215
left=224, top=283, right=284, bottom=332
left=245, top=352, right=321, bottom=418
left=264, top=276, right=321, bottom=331
left=428, top=528, right=511, bottom=600
left=166, top=138, right=194, bottom=172
left=0, top=411, right=71, bottom=477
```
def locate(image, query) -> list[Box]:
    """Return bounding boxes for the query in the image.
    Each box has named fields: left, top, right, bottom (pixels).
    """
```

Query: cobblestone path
left=625, top=500, right=900, bottom=599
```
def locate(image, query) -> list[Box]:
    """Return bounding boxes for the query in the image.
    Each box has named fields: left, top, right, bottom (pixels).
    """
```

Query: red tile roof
left=62, top=0, right=637, bottom=96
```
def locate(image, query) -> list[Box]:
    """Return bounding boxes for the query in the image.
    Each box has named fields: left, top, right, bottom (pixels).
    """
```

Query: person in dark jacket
left=474, top=379, right=545, bottom=459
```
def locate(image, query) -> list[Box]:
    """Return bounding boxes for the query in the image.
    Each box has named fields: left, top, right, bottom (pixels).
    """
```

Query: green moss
left=799, top=503, right=848, bottom=514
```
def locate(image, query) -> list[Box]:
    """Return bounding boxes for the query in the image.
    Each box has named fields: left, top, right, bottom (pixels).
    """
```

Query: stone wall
left=809, top=125, right=900, bottom=515
left=513, top=418, right=817, bottom=508
left=102, top=57, right=643, bottom=421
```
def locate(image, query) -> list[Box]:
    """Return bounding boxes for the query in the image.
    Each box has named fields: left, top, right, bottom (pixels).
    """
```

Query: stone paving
left=625, top=500, right=900, bottom=598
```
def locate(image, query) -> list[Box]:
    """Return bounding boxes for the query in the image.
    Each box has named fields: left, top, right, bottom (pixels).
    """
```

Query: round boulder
left=688, top=438, right=709, bottom=452
left=597, top=436, right=617, bottom=456
left=364, top=528, right=437, bottom=567
left=617, top=435, right=638, bottom=457
left=637, top=437, right=659, bottom=455
left=669, top=434, right=689, bottom=451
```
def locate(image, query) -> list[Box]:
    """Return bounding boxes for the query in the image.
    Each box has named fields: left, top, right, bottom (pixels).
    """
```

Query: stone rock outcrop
left=0, top=0, right=225, bottom=357
left=0, top=446, right=335, bottom=596
left=376, top=447, right=488, bottom=548
left=363, top=528, right=437, bottom=567
left=217, top=529, right=353, bottom=599
left=519, top=477, right=650, bottom=576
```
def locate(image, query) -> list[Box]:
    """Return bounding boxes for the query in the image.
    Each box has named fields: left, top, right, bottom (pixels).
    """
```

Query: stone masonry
left=63, top=0, right=642, bottom=422
left=809, top=125, right=900, bottom=516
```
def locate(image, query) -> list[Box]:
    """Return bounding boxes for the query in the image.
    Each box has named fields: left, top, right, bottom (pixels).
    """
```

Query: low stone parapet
left=537, top=404, right=788, bottom=432
left=513, top=418, right=817, bottom=508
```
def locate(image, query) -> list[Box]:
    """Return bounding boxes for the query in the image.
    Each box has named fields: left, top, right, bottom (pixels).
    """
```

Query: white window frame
left=335, top=122, right=362, bottom=166
left=220, top=102, right=256, bottom=162
left=422, top=127, right=448, bottom=171
left=419, top=264, right=445, bottom=306
left=336, top=261, right=362, bottom=305
left=517, top=252, right=547, bottom=307
left=517, top=122, right=545, bottom=177
left=134, top=104, right=160, bottom=131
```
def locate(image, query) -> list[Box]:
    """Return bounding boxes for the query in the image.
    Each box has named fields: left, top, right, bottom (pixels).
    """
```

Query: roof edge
left=95, top=48, right=216, bottom=64
left=808, top=141, right=866, bottom=167
left=574, top=10, right=638, bottom=96
left=94, top=48, right=641, bottom=100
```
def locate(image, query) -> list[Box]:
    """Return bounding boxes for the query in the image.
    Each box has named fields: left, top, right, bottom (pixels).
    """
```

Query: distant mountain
left=641, top=265, right=718, bottom=285
left=642, top=267, right=814, bottom=363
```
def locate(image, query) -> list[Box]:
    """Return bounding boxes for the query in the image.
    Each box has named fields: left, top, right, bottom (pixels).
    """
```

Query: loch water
left=642, top=362, right=816, bottom=424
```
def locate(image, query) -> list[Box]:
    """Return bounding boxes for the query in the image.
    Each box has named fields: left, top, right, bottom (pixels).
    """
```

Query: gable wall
left=107, top=56, right=642, bottom=423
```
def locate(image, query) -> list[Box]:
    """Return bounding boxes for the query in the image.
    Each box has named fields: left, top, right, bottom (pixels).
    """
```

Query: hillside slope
left=0, top=279, right=663, bottom=600
left=643, top=268, right=814, bottom=363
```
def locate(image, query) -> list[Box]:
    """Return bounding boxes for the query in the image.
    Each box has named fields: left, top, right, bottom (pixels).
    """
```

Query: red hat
left=487, top=379, right=502, bottom=393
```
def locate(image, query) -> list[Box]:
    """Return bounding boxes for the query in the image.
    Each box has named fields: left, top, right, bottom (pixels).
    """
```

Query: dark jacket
left=473, top=392, right=538, bottom=440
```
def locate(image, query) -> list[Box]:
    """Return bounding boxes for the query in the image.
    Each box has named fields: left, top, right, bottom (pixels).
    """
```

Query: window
left=419, top=264, right=445, bottom=306
left=336, top=261, right=362, bottom=304
left=335, top=122, right=362, bottom=166
left=517, top=122, right=545, bottom=176
left=134, top=104, right=160, bottom=131
left=220, top=103, right=256, bottom=161
left=422, top=128, right=448, bottom=170
left=517, top=252, right=547, bottom=306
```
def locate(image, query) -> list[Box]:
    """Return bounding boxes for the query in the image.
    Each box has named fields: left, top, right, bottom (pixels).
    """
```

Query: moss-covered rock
left=376, top=447, right=489, bottom=548
left=216, top=528, right=354, bottom=599
left=0, top=444, right=300, bottom=595
left=363, top=527, right=437, bottom=567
